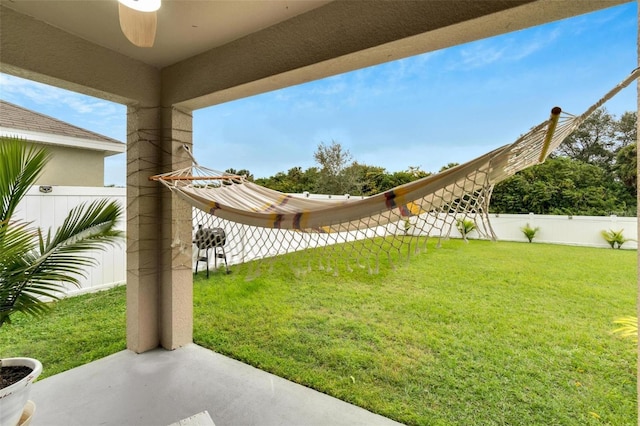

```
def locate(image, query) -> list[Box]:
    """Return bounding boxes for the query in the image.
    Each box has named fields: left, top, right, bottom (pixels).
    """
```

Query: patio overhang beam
left=163, top=0, right=627, bottom=111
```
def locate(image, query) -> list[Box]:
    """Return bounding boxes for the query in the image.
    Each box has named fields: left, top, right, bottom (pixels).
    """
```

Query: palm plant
left=521, top=223, right=540, bottom=243
left=456, top=218, right=476, bottom=243
left=600, top=229, right=628, bottom=249
left=0, top=137, right=124, bottom=327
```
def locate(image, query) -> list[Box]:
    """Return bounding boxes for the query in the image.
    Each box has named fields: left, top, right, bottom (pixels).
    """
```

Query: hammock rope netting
left=153, top=68, right=639, bottom=276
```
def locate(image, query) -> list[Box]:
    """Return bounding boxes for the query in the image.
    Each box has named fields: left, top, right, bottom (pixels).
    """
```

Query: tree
left=614, top=111, right=637, bottom=149
left=555, top=108, right=617, bottom=171
left=0, top=137, right=124, bottom=326
left=339, top=163, right=432, bottom=196
left=386, top=169, right=429, bottom=190
left=255, top=166, right=320, bottom=193
left=345, top=163, right=386, bottom=195
left=490, top=157, right=630, bottom=216
left=439, top=162, right=460, bottom=172
left=314, top=141, right=352, bottom=176
left=406, top=166, right=430, bottom=179
left=313, top=141, right=360, bottom=195
left=225, top=168, right=254, bottom=181
left=615, top=143, right=637, bottom=194
left=611, top=112, right=637, bottom=210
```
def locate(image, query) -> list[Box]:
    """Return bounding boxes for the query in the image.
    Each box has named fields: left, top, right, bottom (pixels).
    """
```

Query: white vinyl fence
left=13, top=188, right=638, bottom=297
left=482, top=213, right=638, bottom=249
left=14, top=186, right=127, bottom=296
left=297, top=194, right=639, bottom=250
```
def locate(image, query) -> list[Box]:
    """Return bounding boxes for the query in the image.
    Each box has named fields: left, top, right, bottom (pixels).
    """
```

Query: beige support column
left=159, top=106, right=194, bottom=349
left=126, top=105, right=194, bottom=353
left=127, top=105, right=162, bottom=353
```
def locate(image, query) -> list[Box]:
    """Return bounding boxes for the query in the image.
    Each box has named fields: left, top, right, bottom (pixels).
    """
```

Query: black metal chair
left=194, top=225, right=229, bottom=277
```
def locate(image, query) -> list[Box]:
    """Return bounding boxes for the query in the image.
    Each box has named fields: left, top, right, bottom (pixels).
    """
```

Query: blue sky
left=0, top=2, right=637, bottom=187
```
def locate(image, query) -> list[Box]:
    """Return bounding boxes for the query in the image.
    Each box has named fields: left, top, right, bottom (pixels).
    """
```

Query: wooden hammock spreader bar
left=538, top=106, right=562, bottom=163
left=149, top=174, right=243, bottom=182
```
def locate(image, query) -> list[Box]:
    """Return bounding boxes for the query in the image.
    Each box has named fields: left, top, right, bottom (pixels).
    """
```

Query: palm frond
left=0, top=290, right=55, bottom=326
left=42, top=199, right=123, bottom=249
left=19, top=200, right=124, bottom=287
left=0, top=220, right=37, bottom=260
left=27, top=200, right=124, bottom=279
left=0, top=137, right=50, bottom=224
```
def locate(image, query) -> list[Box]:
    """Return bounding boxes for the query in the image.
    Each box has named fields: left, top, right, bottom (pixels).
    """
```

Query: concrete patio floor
left=30, top=344, right=403, bottom=426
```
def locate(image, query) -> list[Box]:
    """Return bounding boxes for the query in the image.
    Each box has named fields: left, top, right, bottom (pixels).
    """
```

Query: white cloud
left=1, top=73, right=126, bottom=143
left=1, top=73, right=121, bottom=119
left=444, top=24, right=562, bottom=71
left=458, top=43, right=505, bottom=68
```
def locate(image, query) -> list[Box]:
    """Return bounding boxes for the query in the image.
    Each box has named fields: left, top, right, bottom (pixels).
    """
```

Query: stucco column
left=159, top=106, right=194, bottom=349
left=126, top=105, right=194, bottom=353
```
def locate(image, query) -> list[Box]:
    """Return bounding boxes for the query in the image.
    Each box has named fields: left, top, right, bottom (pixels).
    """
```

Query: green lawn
left=1, top=240, right=636, bottom=425
left=0, top=284, right=126, bottom=378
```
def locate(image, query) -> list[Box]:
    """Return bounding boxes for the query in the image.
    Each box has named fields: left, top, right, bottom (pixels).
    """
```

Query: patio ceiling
left=0, top=0, right=332, bottom=69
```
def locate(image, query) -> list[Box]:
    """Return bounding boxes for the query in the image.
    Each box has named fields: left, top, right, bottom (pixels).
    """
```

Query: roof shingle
left=0, top=100, right=124, bottom=146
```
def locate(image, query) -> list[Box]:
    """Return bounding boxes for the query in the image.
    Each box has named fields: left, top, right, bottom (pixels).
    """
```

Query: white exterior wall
left=14, top=186, right=127, bottom=297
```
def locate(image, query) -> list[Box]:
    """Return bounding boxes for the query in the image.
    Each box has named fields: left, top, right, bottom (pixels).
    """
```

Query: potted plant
left=0, top=137, right=124, bottom=425
left=0, top=358, right=42, bottom=426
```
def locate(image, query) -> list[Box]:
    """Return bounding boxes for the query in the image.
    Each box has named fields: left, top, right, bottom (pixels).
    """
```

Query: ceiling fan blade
left=118, top=2, right=157, bottom=48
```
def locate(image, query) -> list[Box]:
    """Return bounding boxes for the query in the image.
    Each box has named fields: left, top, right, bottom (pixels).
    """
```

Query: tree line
left=228, top=108, right=637, bottom=216
left=229, top=142, right=432, bottom=196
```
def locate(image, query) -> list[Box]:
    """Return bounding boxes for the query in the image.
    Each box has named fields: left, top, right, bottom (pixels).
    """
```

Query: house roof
left=0, top=100, right=125, bottom=156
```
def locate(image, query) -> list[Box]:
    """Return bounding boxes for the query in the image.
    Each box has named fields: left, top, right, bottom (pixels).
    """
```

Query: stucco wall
left=26, top=141, right=106, bottom=187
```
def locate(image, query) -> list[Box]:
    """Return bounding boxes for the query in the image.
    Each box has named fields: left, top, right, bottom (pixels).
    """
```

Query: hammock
left=153, top=68, right=639, bottom=274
